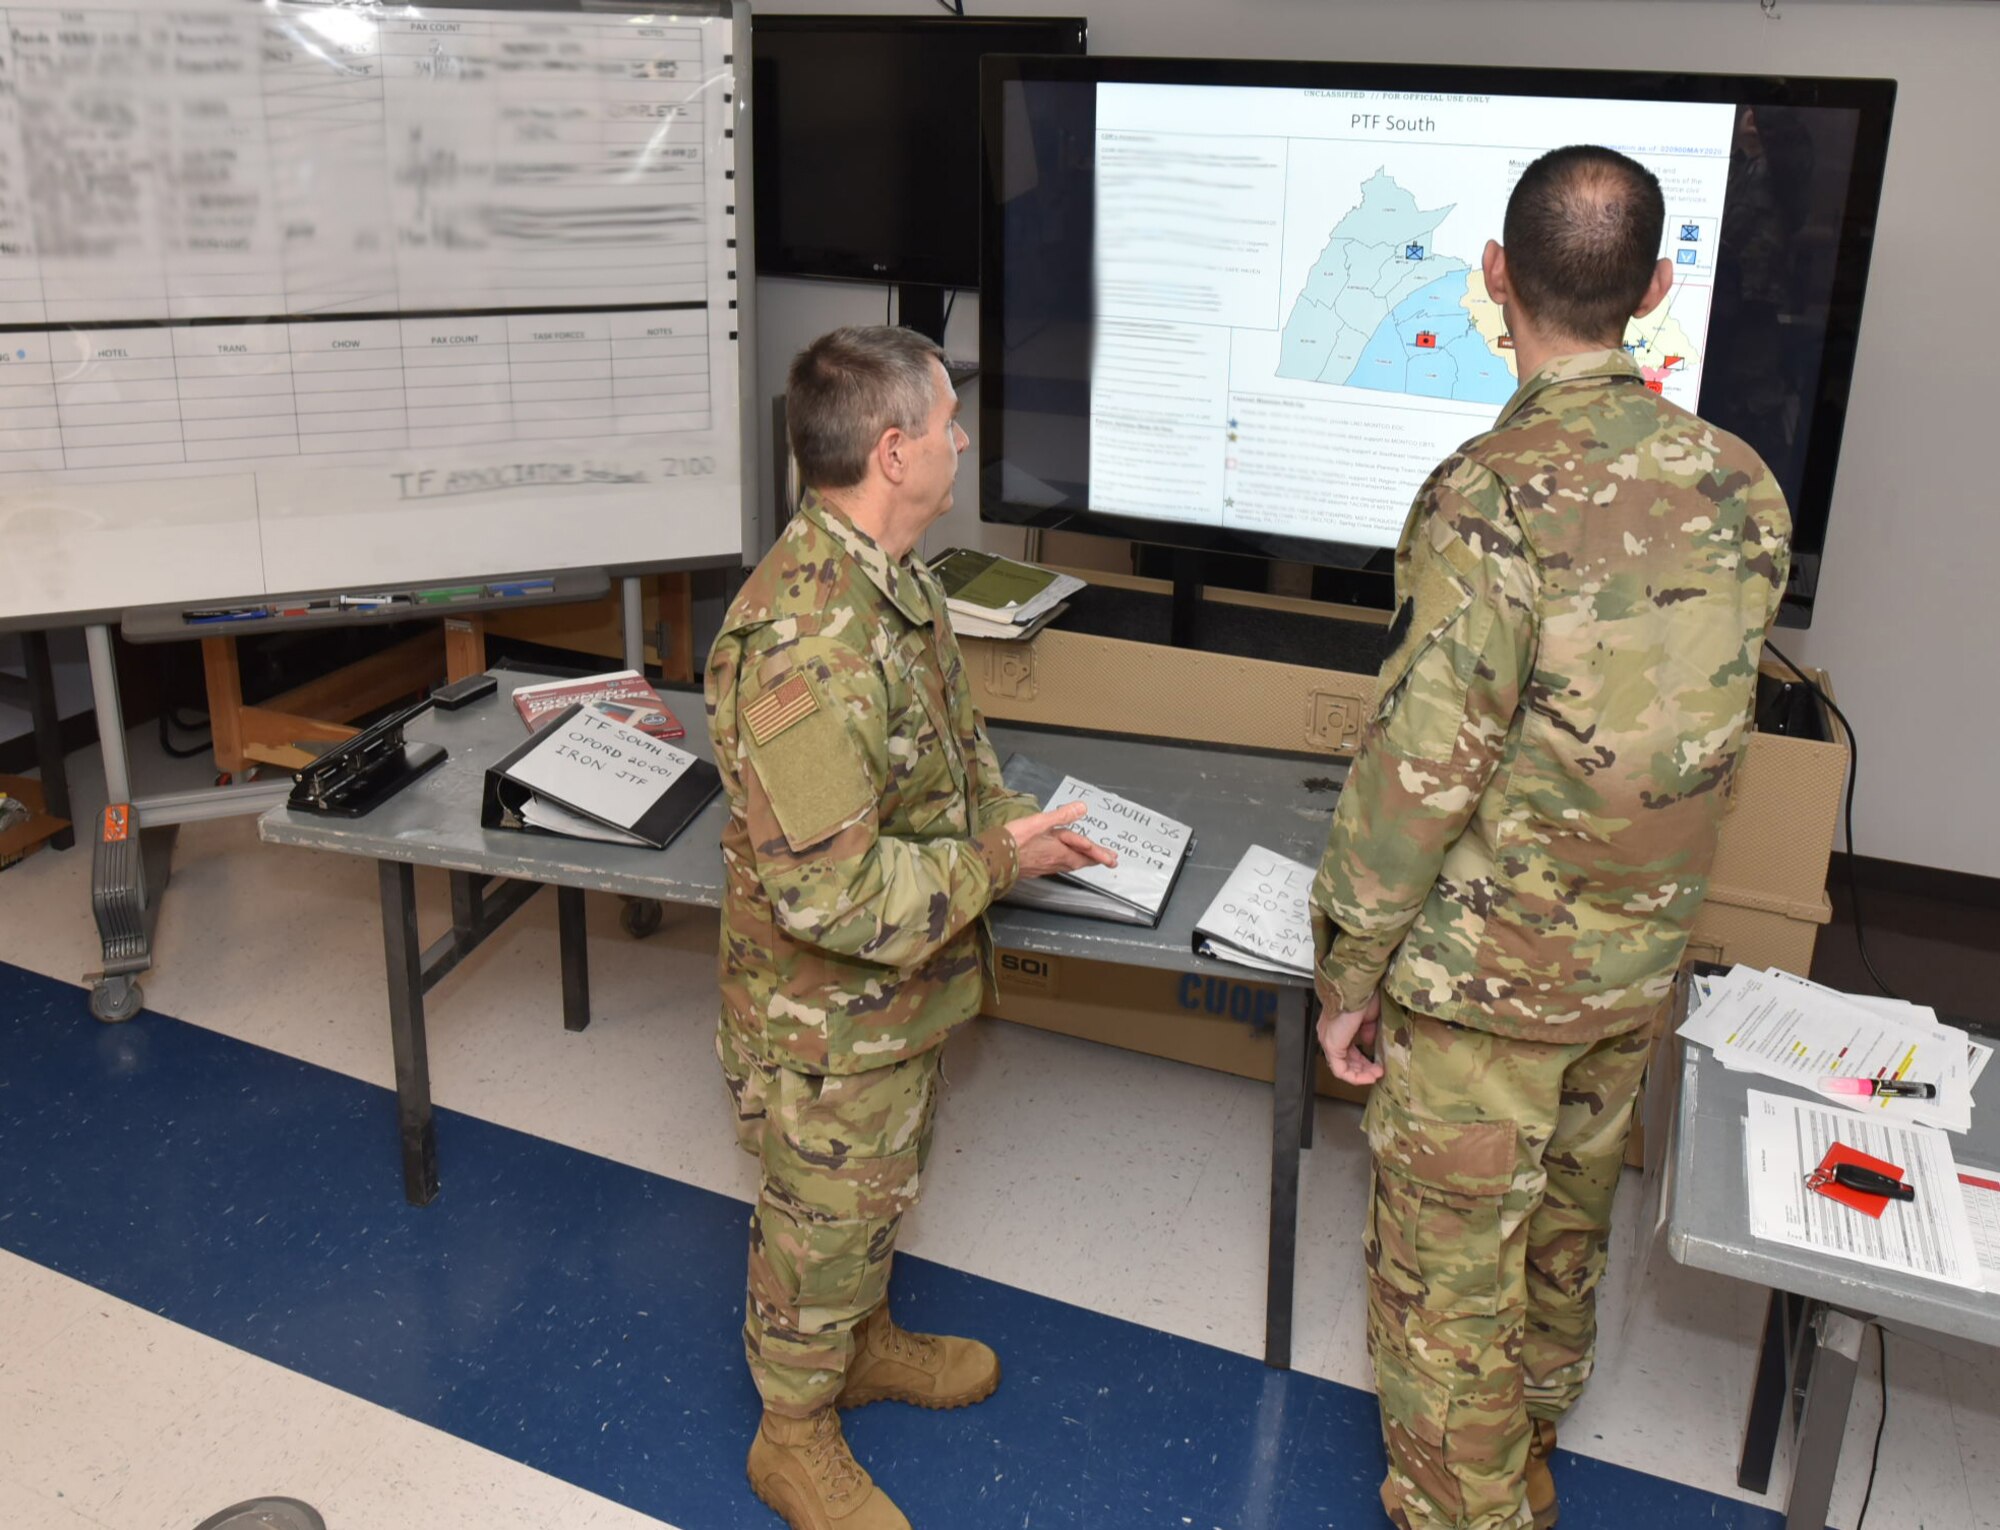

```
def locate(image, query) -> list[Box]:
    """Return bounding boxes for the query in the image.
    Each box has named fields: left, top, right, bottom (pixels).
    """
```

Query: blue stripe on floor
left=0, top=961, right=1786, bottom=1529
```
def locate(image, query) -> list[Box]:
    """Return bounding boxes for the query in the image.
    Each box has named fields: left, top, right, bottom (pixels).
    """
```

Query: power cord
left=934, top=0, right=966, bottom=14
left=1856, top=1326, right=1888, bottom=1527
left=942, top=286, right=958, bottom=340
left=1760, top=636, right=1902, bottom=1001
left=157, top=706, right=212, bottom=760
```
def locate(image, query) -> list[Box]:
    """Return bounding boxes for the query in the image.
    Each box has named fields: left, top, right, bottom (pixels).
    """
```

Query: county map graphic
left=1277, top=169, right=1697, bottom=405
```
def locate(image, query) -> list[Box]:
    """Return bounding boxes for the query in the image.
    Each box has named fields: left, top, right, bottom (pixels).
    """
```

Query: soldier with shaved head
left=1311, top=146, right=1791, bottom=1530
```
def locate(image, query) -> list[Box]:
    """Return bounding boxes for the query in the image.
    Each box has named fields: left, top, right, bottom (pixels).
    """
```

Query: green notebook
left=931, top=549, right=1059, bottom=615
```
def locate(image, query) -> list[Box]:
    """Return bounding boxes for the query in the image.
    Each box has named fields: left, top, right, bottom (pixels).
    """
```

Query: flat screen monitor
left=753, top=15, right=1088, bottom=290
left=980, top=58, right=1896, bottom=624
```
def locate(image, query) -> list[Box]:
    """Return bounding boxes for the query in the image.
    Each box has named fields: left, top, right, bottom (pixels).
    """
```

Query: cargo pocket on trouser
left=716, top=1022, right=774, bottom=1159
left=743, top=1054, right=940, bottom=1412
left=1364, top=1090, right=1532, bottom=1529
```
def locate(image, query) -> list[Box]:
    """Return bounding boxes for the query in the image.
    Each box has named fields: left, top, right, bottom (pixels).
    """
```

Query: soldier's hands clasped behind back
left=1316, top=988, right=1384, bottom=1087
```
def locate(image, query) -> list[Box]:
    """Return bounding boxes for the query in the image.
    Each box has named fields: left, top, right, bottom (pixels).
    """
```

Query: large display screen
left=980, top=59, right=1895, bottom=623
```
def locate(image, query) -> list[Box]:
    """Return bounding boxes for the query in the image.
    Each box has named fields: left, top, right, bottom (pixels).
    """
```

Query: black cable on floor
left=157, top=706, right=211, bottom=760
left=1761, top=637, right=1902, bottom=1001
left=1856, top=1326, right=1888, bottom=1527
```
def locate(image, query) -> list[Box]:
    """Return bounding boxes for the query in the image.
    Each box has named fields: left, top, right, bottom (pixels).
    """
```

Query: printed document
left=1681, top=967, right=1972, bottom=1133
left=1743, top=1089, right=1981, bottom=1288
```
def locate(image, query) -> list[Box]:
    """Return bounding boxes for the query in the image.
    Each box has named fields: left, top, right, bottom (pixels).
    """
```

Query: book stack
left=482, top=703, right=719, bottom=849
left=511, top=670, right=686, bottom=741
left=931, top=549, right=1086, bottom=642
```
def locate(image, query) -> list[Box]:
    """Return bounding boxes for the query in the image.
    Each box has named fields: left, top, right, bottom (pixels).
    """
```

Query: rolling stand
left=83, top=623, right=290, bottom=1021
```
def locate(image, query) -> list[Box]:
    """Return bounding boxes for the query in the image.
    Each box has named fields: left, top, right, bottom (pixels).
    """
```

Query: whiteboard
left=0, top=0, right=752, bottom=625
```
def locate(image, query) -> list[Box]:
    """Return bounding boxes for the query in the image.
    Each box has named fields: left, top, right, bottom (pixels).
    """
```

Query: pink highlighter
left=1820, top=1076, right=1937, bottom=1101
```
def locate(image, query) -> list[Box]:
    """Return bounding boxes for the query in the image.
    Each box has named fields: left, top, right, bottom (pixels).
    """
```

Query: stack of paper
left=946, top=601, right=1070, bottom=642
left=1192, top=846, right=1315, bottom=977
left=1744, top=1089, right=1984, bottom=1288
left=1681, top=966, right=1982, bottom=1133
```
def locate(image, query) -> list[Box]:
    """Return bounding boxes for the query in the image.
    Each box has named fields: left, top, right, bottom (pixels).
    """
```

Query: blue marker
left=487, top=578, right=556, bottom=598
left=185, top=606, right=269, bottom=624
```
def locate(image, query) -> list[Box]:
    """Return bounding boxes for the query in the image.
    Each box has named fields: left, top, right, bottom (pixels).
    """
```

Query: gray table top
left=259, top=668, right=1340, bottom=986
left=1668, top=1034, right=2000, bottom=1348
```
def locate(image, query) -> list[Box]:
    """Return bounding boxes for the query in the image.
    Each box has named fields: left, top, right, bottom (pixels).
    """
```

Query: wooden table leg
left=444, top=616, right=487, bottom=682
left=201, top=636, right=247, bottom=778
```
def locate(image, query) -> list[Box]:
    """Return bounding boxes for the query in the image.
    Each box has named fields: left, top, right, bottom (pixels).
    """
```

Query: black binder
left=480, top=702, right=721, bottom=850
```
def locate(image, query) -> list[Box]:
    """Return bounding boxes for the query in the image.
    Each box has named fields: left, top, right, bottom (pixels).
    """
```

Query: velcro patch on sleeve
left=751, top=696, right=875, bottom=852
left=743, top=672, right=818, bottom=745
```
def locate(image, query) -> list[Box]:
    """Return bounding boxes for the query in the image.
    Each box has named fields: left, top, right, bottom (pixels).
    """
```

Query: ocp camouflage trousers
left=719, top=1023, right=941, bottom=1416
left=1363, top=994, right=1655, bottom=1530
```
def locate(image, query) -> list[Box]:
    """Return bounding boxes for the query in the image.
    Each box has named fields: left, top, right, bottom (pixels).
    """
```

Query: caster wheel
left=90, top=976, right=143, bottom=1023
left=215, top=772, right=232, bottom=787
left=619, top=898, right=665, bottom=939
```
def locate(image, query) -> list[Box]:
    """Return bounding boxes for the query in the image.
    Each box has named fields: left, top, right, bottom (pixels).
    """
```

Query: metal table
left=1665, top=1008, right=2000, bottom=1529
left=260, top=670, right=1338, bottom=1368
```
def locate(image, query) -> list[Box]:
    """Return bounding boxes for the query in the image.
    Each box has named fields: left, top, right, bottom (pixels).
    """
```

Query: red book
left=511, top=670, right=685, bottom=741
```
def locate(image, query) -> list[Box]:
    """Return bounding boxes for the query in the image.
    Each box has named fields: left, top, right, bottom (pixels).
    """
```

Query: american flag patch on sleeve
left=742, top=672, right=819, bottom=745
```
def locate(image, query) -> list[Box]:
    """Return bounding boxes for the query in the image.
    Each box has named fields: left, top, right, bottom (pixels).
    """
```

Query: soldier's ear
left=876, top=425, right=909, bottom=486
left=1482, top=240, right=1510, bottom=304
left=1632, top=257, right=1675, bottom=321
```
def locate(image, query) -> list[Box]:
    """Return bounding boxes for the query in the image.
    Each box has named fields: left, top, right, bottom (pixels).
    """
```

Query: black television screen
left=753, top=16, right=1088, bottom=290
left=979, top=58, right=1896, bottom=625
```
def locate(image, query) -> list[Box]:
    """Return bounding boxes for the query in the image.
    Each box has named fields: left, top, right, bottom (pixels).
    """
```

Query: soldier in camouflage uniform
left=1311, top=147, right=1791, bottom=1530
left=706, top=325, right=1115, bottom=1530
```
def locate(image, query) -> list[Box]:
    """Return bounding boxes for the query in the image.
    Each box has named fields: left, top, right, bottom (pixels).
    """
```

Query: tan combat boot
left=746, top=1408, right=910, bottom=1530
left=1526, top=1417, right=1559, bottom=1530
left=837, top=1305, right=1001, bottom=1410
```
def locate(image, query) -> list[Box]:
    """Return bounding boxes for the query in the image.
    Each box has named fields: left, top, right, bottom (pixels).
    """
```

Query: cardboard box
left=0, top=775, right=69, bottom=873
left=987, top=947, right=1367, bottom=1107
left=969, top=576, right=1850, bottom=1170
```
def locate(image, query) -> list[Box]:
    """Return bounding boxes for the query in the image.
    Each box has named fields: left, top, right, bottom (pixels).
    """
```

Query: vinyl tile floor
left=1, top=726, right=1997, bottom=1529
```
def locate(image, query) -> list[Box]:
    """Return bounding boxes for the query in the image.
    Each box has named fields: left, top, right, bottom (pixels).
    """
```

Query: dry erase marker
left=487, top=578, right=555, bottom=598
left=185, top=606, right=268, bottom=624
left=1819, top=1076, right=1938, bottom=1101
left=415, top=584, right=484, bottom=605
left=339, top=593, right=410, bottom=610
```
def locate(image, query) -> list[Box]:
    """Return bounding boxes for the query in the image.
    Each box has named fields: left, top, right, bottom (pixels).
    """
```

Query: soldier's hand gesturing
left=1317, top=989, right=1384, bottom=1086
left=1006, top=800, right=1120, bottom=880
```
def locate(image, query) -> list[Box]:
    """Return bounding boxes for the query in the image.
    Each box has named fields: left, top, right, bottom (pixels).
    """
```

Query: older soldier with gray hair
left=706, top=325, right=1114, bottom=1530
left=1312, top=147, right=1791, bottom=1530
